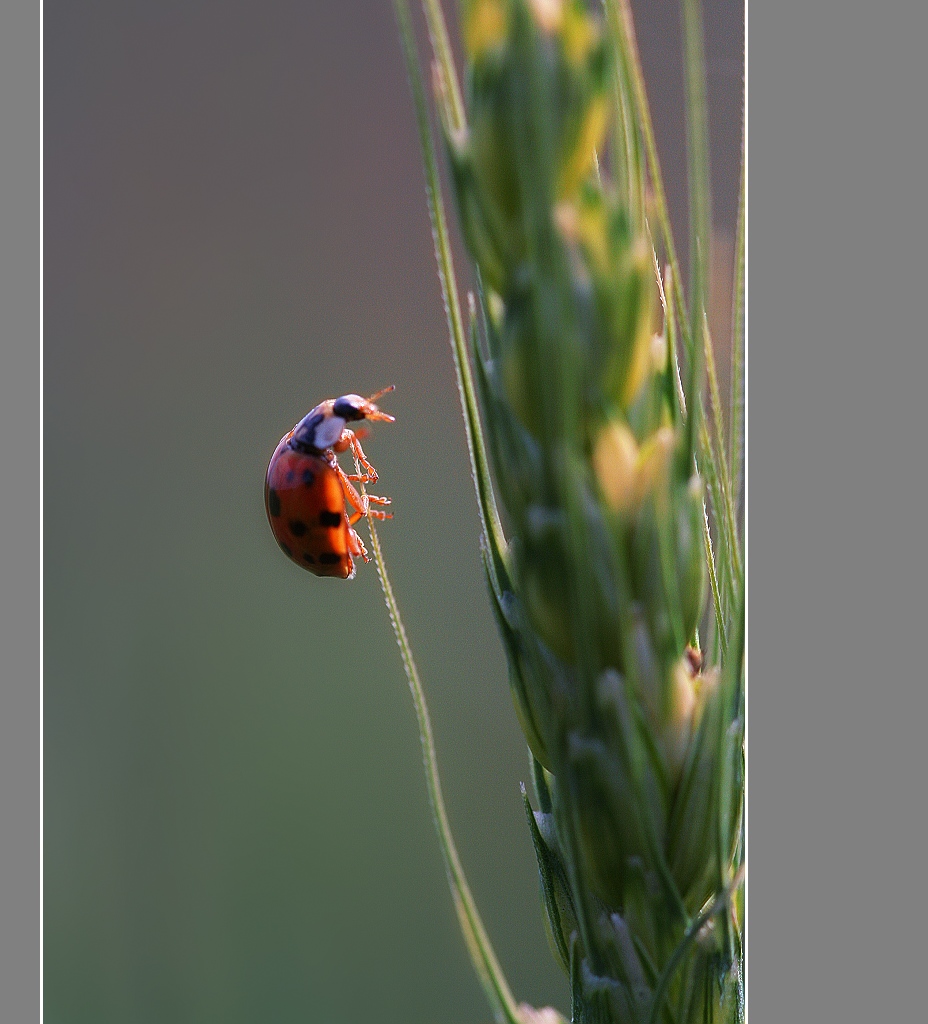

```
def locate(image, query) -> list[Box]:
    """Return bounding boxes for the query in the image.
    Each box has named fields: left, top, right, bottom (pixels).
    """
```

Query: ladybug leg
left=330, top=428, right=355, bottom=456
left=326, top=451, right=393, bottom=519
left=341, top=429, right=381, bottom=484
left=347, top=507, right=392, bottom=526
left=345, top=499, right=391, bottom=571
left=346, top=522, right=371, bottom=563
left=343, top=510, right=389, bottom=566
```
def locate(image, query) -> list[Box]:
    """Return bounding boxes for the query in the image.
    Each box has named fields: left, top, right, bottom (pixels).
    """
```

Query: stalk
left=367, top=514, right=524, bottom=1024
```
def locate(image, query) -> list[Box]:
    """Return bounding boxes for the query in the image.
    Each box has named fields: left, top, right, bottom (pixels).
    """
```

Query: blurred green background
left=44, top=2, right=742, bottom=1022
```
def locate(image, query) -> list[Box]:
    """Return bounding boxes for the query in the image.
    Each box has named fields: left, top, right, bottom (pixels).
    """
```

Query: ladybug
left=265, top=386, right=395, bottom=579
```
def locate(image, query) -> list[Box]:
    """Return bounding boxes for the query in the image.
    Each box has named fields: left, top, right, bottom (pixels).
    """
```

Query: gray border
left=1, top=0, right=40, bottom=1019
left=751, top=1, right=928, bottom=1021
left=32, top=0, right=928, bottom=1019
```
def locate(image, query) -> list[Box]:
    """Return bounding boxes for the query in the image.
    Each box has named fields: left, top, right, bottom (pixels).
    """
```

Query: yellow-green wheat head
left=432, top=2, right=744, bottom=1022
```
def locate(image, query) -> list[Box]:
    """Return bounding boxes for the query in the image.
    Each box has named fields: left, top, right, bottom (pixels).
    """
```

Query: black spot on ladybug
left=289, top=520, right=308, bottom=537
left=267, top=489, right=281, bottom=517
left=319, top=552, right=341, bottom=565
left=285, top=468, right=295, bottom=484
left=302, top=467, right=315, bottom=486
left=302, top=552, right=316, bottom=564
left=319, top=510, right=342, bottom=528
left=279, top=541, right=293, bottom=558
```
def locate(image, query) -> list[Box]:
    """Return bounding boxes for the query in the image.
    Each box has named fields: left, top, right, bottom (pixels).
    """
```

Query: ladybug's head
left=291, top=386, right=395, bottom=453
left=333, top=386, right=396, bottom=425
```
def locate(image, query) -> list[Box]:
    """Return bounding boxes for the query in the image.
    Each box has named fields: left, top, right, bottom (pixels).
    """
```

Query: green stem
left=422, top=0, right=465, bottom=132
left=679, top=0, right=747, bottom=627
left=366, top=515, right=523, bottom=1024
left=729, top=137, right=745, bottom=522
left=701, top=494, right=728, bottom=661
left=701, top=312, right=742, bottom=598
left=697, top=413, right=732, bottom=619
left=396, top=0, right=510, bottom=589
left=604, top=0, right=645, bottom=231
left=611, top=0, right=692, bottom=360
left=681, top=0, right=711, bottom=353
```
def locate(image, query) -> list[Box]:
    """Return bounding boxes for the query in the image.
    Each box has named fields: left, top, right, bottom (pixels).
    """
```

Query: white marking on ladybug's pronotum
left=312, top=414, right=345, bottom=450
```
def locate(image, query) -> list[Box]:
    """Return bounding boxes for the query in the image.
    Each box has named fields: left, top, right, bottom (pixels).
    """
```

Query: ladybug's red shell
left=265, top=436, right=355, bottom=579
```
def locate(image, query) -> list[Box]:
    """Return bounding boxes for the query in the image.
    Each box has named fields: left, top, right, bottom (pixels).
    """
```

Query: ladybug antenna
left=360, top=384, right=395, bottom=423
left=367, top=384, right=395, bottom=403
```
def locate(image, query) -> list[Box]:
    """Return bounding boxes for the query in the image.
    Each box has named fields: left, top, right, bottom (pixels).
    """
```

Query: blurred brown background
left=44, top=2, right=742, bottom=1021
